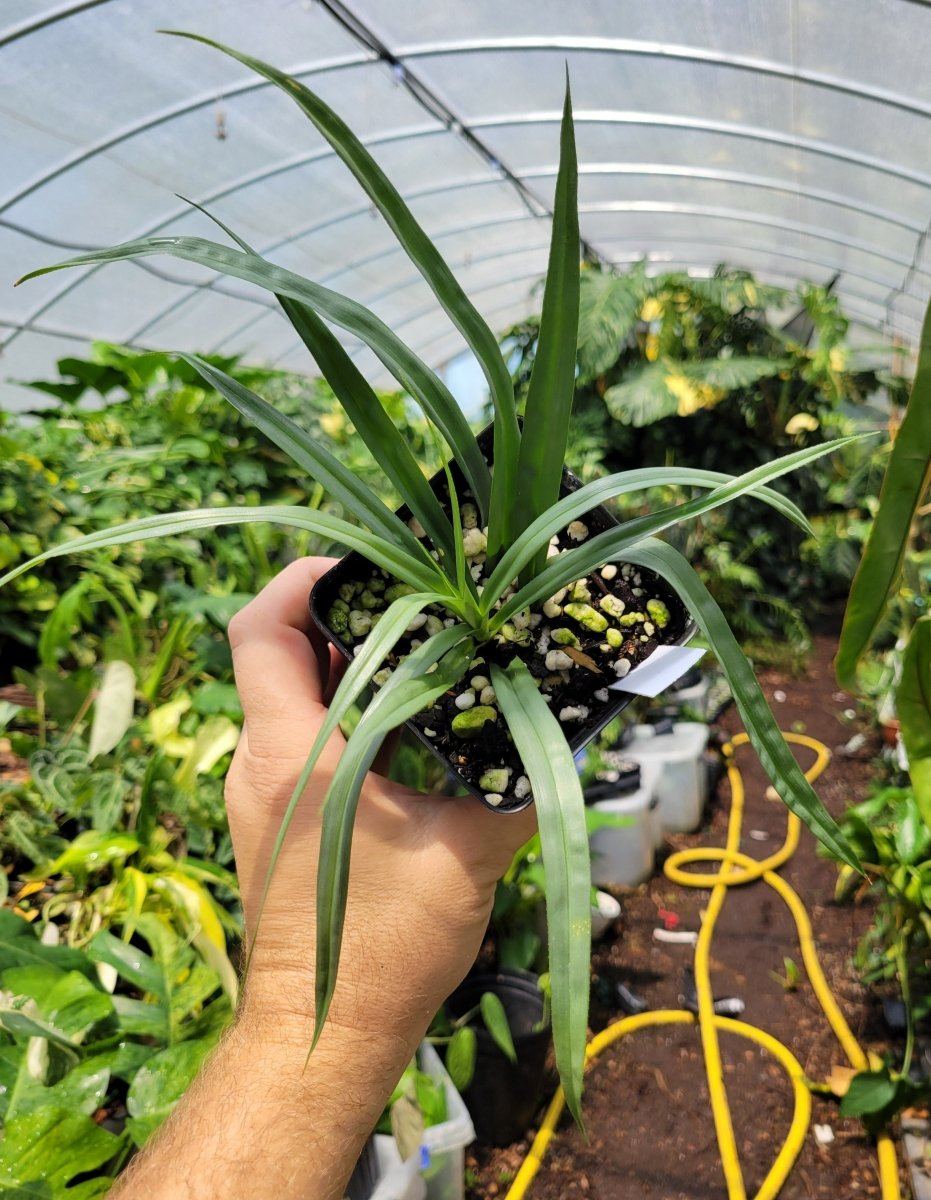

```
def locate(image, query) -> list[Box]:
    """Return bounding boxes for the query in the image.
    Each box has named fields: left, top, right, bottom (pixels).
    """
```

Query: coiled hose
left=504, top=732, right=901, bottom=1200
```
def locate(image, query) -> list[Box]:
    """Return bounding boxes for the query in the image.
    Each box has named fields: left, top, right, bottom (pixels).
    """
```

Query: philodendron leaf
left=314, top=628, right=475, bottom=1046
left=0, top=911, right=94, bottom=977
left=624, top=539, right=859, bottom=870
left=491, top=658, right=589, bottom=1131
left=0, top=1107, right=124, bottom=1192
left=125, top=1037, right=215, bottom=1148
left=480, top=991, right=517, bottom=1063
left=836, top=292, right=931, bottom=688
left=0, top=505, right=447, bottom=596
left=87, top=660, right=136, bottom=759
left=897, top=615, right=931, bottom=825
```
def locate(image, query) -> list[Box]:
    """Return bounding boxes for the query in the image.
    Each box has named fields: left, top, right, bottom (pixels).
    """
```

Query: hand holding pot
left=112, top=557, right=537, bottom=1200
left=228, top=556, right=538, bottom=1045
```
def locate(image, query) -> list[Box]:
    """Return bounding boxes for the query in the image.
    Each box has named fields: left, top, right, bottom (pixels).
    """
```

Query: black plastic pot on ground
left=444, top=969, right=552, bottom=1147
left=310, top=425, right=694, bottom=812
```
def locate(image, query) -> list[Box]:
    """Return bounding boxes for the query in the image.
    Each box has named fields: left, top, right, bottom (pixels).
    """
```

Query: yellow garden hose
left=504, top=732, right=901, bottom=1200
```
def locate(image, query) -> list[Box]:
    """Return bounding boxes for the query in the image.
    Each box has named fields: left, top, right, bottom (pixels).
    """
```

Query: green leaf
left=87, top=660, right=136, bottom=759
left=898, top=616, right=931, bottom=825
left=0, top=912, right=95, bottom=977
left=576, top=265, right=649, bottom=381
left=491, top=658, right=589, bottom=1130
left=166, top=35, right=506, bottom=516
left=0, top=505, right=446, bottom=596
left=87, top=929, right=165, bottom=1001
left=893, top=793, right=930, bottom=866
left=515, top=78, right=580, bottom=578
left=248, top=590, right=451, bottom=975
left=445, top=1025, right=477, bottom=1092
left=836, top=293, right=931, bottom=687
left=604, top=361, right=679, bottom=426
left=480, top=991, right=517, bottom=1063
left=839, top=1068, right=898, bottom=1118
left=0, top=1107, right=124, bottom=1191
left=14, top=1063, right=111, bottom=1120
left=685, top=355, right=790, bottom=390
left=43, top=830, right=140, bottom=878
left=179, top=350, right=449, bottom=564
left=125, top=1038, right=215, bottom=1148
left=2, top=967, right=113, bottom=1042
left=314, top=628, right=475, bottom=1045
left=482, top=450, right=825, bottom=614
left=18, top=235, right=489, bottom=527
left=493, top=438, right=863, bottom=623
left=623, top=539, right=859, bottom=870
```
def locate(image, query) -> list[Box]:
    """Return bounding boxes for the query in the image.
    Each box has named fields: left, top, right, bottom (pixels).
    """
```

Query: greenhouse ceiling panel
left=1, top=0, right=929, bottom=409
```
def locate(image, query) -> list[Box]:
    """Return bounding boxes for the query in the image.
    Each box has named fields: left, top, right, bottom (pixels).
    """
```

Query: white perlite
left=600, top=564, right=617, bottom=580
left=613, top=658, right=632, bottom=677
left=559, top=705, right=589, bottom=722
left=566, top=520, right=589, bottom=542
left=545, top=649, right=574, bottom=672
left=454, top=690, right=476, bottom=710
left=513, top=775, right=532, bottom=799
left=483, top=792, right=504, bottom=807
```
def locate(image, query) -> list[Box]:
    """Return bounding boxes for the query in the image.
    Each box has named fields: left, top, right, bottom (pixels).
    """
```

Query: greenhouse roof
left=2, top=0, right=930, bottom=410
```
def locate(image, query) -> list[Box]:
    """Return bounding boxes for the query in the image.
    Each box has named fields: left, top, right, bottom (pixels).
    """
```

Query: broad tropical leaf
left=604, top=356, right=788, bottom=425
left=836, top=294, right=931, bottom=688
left=491, top=657, right=589, bottom=1129
left=576, top=264, right=650, bottom=381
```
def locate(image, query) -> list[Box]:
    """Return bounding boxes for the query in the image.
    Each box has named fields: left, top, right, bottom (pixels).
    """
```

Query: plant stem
left=895, top=936, right=915, bottom=1078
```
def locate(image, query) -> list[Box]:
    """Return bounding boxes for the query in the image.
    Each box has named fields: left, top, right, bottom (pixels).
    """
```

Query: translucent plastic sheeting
left=2, top=0, right=929, bottom=411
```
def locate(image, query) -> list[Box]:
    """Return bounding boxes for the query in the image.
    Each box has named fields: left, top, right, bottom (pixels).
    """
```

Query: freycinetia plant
left=5, top=34, right=862, bottom=1123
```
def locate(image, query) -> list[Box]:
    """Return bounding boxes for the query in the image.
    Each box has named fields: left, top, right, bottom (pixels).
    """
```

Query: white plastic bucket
left=589, top=783, right=654, bottom=887
left=623, top=723, right=710, bottom=833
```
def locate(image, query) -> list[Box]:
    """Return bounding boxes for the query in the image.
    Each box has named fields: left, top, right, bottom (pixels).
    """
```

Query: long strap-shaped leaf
left=0, top=506, right=449, bottom=597
left=491, top=658, right=590, bottom=1130
left=245, top=590, right=451, bottom=975
left=178, top=353, right=441, bottom=566
left=176, top=197, right=462, bottom=559
left=623, top=539, right=859, bottom=870
left=18, top=236, right=490, bottom=510
left=165, top=30, right=511, bottom=535
left=482, top=450, right=826, bottom=611
left=897, top=615, right=931, bottom=825
left=836, top=295, right=931, bottom=688
left=514, top=77, right=580, bottom=578
left=313, top=628, right=476, bottom=1046
left=491, top=436, right=865, bottom=622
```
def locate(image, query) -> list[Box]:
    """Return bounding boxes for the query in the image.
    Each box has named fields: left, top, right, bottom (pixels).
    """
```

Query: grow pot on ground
left=310, top=426, right=693, bottom=812
left=444, top=969, right=552, bottom=1147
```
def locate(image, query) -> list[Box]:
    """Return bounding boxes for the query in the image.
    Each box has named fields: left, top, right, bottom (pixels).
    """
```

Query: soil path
left=466, top=634, right=910, bottom=1200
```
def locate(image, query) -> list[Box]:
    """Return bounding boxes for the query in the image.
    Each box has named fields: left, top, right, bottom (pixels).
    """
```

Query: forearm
left=111, top=1000, right=420, bottom=1200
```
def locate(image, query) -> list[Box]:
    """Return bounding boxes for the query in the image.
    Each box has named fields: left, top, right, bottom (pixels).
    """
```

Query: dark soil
left=465, top=634, right=911, bottom=1200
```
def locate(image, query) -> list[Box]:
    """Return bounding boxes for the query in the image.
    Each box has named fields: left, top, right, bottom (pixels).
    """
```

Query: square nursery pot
left=310, top=424, right=695, bottom=814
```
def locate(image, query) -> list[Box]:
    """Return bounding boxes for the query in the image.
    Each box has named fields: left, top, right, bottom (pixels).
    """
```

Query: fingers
left=229, top=557, right=340, bottom=735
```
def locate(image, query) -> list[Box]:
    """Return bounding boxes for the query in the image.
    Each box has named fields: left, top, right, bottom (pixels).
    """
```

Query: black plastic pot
left=444, top=969, right=552, bottom=1147
left=309, top=423, right=695, bottom=813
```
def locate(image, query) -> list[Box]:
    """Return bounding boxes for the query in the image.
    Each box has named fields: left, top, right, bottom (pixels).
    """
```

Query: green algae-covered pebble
left=605, top=628, right=623, bottom=648
left=478, top=767, right=510, bottom=792
left=327, top=605, right=349, bottom=634
left=619, top=611, right=646, bottom=627
left=599, top=594, right=626, bottom=620
left=647, top=599, right=671, bottom=629
left=385, top=582, right=417, bottom=602
left=563, top=602, right=608, bottom=632
left=451, top=705, right=497, bottom=737
left=551, top=627, right=581, bottom=647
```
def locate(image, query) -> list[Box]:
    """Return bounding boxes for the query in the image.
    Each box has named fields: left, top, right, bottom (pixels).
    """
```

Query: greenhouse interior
left=1, top=2, right=931, bottom=1198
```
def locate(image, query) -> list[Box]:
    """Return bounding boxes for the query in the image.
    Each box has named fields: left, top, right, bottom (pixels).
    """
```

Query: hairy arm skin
left=110, top=558, right=536, bottom=1199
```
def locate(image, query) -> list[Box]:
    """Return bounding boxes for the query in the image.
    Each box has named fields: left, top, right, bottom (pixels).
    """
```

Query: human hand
left=226, top=556, right=538, bottom=1056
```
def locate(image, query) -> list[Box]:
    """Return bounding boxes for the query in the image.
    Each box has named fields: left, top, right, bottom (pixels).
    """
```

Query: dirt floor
left=465, top=634, right=912, bottom=1200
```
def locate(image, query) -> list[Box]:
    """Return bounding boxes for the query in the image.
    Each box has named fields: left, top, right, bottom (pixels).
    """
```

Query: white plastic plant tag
left=609, top=646, right=706, bottom=699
